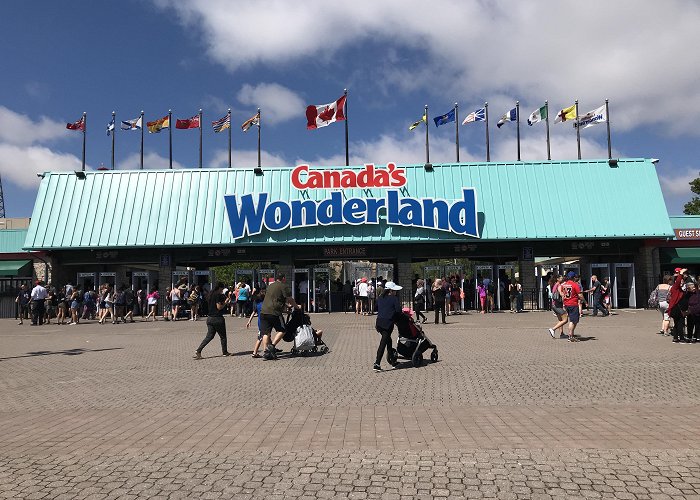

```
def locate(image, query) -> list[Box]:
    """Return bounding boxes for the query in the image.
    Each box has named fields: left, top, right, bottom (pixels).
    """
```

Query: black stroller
left=283, top=308, right=329, bottom=356
left=391, top=309, right=438, bottom=367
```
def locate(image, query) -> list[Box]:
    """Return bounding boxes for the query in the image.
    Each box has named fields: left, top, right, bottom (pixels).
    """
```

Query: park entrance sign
left=224, top=163, right=480, bottom=241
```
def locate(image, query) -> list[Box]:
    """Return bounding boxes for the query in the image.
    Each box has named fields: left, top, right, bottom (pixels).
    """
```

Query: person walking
left=30, top=280, right=48, bottom=326
left=477, top=281, right=487, bottom=313
left=145, top=288, right=160, bottom=321
left=246, top=290, right=266, bottom=358
left=587, top=275, right=609, bottom=317
left=667, top=268, right=689, bottom=344
left=561, top=271, right=584, bottom=342
left=15, top=284, right=30, bottom=325
left=413, top=279, right=428, bottom=323
left=373, top=281, right=403, bottom=372
left=655, top=276, right=673, bottom=336
left=432, top=278, right=447, bottom=324
left=260, top=273, right=297, bottom=360
left=547, top=275, right=568, bottom=338
left=193, top=282, right=233, bottom=359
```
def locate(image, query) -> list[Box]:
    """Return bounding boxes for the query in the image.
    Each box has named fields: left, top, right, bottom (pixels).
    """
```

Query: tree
left=683, top=174, right=700, bottom=215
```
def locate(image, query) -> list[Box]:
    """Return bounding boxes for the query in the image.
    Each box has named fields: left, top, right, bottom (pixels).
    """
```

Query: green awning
left=660, top=248, right=700, bottom=264
left=0, top=260, right=32, bottom=276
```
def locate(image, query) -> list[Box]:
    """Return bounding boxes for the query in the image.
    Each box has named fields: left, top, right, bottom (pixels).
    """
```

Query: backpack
left=487, top=282, right=495, bottom=294
left=648, top=288, right=659, bottom=309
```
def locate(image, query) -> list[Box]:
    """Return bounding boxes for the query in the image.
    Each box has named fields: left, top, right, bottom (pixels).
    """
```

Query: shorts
left=552, top=305, right=566, bottom=317
left=259, top=313, right=285, bottom=337
left=659, top=301, right=669, bottom=321
left=565, top=305, right=580, bottom=324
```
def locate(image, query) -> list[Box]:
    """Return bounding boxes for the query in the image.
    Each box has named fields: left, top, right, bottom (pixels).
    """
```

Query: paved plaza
left=1, top=309, right=700, bottom=499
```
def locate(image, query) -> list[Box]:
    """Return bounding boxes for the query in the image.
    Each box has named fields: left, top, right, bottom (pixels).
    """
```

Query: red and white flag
left=306, top=94, right=346, bottom=130
left=176, top=114, right=200, bottom=129
left=66, top=116, right=85, bottom=131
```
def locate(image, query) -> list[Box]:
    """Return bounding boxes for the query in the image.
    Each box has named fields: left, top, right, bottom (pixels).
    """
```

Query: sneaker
left=657, top=330, right=665, bottom=335
left=548, top=328, right=555, bottom=339
left=263, top=352, right=275, bottom=360
left=567, top=336, right=579, bottom=342
left=373, top=363, right=382, bottom=372
left=222, top=352, right=233, bottom=356
left=193, top=352, right=202, bottom=360
left=672, top=337, right=680, bottom=343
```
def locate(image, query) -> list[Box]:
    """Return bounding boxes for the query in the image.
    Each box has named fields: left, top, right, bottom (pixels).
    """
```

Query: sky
left=1, top=1, right=699, bottom=218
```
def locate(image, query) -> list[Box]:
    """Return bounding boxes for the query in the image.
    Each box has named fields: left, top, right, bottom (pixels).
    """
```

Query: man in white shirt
left=358, top=277, right=369, bottom=315
left=30, top=280, right=48, bottom=326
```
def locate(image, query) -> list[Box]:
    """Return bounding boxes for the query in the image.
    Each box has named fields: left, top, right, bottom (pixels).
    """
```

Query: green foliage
left=683, top=174, right=700, bottom=215
left=210, top=262, right=271, bottom=286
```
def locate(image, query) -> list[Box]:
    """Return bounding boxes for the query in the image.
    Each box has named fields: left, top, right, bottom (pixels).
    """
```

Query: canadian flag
left=306, top=95, right=346, bottom=130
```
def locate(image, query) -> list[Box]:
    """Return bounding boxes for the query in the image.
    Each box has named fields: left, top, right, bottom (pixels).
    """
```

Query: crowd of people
left=652, top=267, right=700, bottom=343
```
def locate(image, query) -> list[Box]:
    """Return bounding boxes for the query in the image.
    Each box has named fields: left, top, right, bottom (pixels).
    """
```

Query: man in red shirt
left=561, top=271, right=585, bottom=342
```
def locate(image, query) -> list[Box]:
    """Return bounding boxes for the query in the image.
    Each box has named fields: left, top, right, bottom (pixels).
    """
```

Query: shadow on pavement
left=0, top=347, right=125, bottom=361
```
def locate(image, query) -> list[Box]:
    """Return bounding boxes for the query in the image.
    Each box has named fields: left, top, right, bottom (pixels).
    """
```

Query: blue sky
left=2, top=1, right=699, bottom=217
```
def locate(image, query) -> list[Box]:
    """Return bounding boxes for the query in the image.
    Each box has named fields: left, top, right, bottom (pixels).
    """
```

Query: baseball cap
left=566, top=271, right=576, bottom=279
left=674, top=267, right=683, bottom=273
left=385, top=281, right=402, bottom=291
left=361, top=277, right=367, bottom=282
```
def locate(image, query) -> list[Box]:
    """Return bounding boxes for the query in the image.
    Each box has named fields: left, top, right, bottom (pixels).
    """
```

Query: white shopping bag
left=295, top=324, right=316, bottom=350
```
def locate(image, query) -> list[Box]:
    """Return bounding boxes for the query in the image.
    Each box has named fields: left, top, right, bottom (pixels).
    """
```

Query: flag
left=146, top=115, right=170, bottom=134
left=176, top=115, right=200, bottom=129
left=554, top=104, right=576, bottom=123
left=121, top=116, right=142, bottom=130
left=106, top=116, right=115, bottom=136
left=241, top=111, right=260, bottom=132
left=496, top=108, right=517, bottom=128
left=433, top=108, right=456, bottom=127
left=66, top=116, right=85, bottom=131
left=462, top=108, right=485, bottom=124
left=409, top=113, right=426, bottom=131
left=212, top=113, right=231, bottom=133
left=306, top=94, right=346, bottom=130
left=527, top=105, right=547, bottom=126
left=574, top=104, right=607, bottom=129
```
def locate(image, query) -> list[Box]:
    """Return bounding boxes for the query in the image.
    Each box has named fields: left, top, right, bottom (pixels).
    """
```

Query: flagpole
left=140, top=110, right=144, bottom=170
left=516, top=101, right=521, bottom=161
left=82, top=112, right=86, bottom=171
left=111, top=111, right=115, bottom=170
left=575, top=100, right=581, bottom=160
left=545, top=100, right=551, bottom=160
left=424, top=105, right=429, bottom=164
left=199, top=109, right=203, bottom=168
left=485, top=102, right=490, bottom=162
left=168, top=109, right=172, bottom=169
left=257, top=108, right=261, bottom=169
left=455, top=103, right=459, bottom=162
left=344, top=89, right=349, bottom=166
left=228, top=109, right=232, bottom=168
left=605, top=99, right=612, bottom=160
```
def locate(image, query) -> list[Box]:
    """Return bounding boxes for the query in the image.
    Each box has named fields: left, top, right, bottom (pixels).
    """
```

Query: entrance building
left=22, top=159, right=673, bottom=310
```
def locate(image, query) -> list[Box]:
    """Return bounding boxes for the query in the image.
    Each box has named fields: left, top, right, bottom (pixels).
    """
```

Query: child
left=246, top=291, right=266, bottom=358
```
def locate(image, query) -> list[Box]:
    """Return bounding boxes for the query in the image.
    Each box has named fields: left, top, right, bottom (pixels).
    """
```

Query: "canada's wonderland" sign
left=224, top=163, right=479, bottom=240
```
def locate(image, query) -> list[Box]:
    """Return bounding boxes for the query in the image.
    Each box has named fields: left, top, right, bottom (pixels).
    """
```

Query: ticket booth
left=77, top=272, right=97, bottom=292
left=99, top=272, right=116, bottom=287
left=131, top=271, right=151, bottom=294
left=292, top=268, right=310, bottom=311
left=312, top=266, right=331, bottom=313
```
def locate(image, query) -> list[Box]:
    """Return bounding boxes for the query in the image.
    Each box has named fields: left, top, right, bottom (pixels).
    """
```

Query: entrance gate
left=77, top=272, right=97, bottom=292
left=423, top=266, right=442, bottom=309
left=172, top=270, right=189, bottom=289
left=589, top=264, right=610, bottom=307
left=292, top=268, right=310, bottom=312
left=497, top=264, right=516, bottom=311
left=312, top=266, right=331, bottom=313
left=444, top=265, right=464, bottom=312
left=99, top=272, right=116, bottom=287
left=131, top=272, right=151, bottom=295
left=474, top=265, right=494, bottom=312
left=257, top=268, right=275, bottom=289
left=613, top=263, right=636, bottom=308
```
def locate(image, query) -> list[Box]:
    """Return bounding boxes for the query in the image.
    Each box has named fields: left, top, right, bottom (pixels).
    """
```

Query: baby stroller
left=392, top=309, right=438, bottom=367
left=283, top=308, right=329, bottom=356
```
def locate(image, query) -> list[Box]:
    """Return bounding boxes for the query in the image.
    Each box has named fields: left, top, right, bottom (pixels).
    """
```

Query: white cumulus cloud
left=0, top=106, right=70, bottom=147
left=237, top=83, right=305, bottom=125
left=0, top=143, right=82, bottom=188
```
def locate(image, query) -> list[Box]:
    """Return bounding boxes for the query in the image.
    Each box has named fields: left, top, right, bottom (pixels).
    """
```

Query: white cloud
left=0, top=143, right=81, bottom=188
left=0, top=106, right=69, bottom=146
left=153, top=0, right=700, bottom=134
left=120, top=152, right=187, bottom=171
left=237, top=83, right=305, bottom=125
left=658, top=165, right=698, bottom=215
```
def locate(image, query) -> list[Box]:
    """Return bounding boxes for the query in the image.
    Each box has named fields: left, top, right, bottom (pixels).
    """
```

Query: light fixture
left=424, top=163, right=433, bottom=172
left=608, top=159, right=618, bottom=167
left=74, top=171, right=86, bottom=179
left=254, top=167, right=264, bottom=176
left=36, top=173, right=45, bottom=179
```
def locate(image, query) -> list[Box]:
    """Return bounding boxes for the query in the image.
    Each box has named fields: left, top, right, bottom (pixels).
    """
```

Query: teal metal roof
left=0, top=229, right=30, bottom=253
left=670, top=215, right=700, bottom=230
left=24, top=158, right=673, bottom=249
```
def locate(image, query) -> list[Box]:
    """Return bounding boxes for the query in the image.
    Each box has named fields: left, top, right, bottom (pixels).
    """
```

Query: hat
left=566, top=271, right=576, bottom=279
left=675, top=267, right=683, bottom=273
left=361, top=277, right=367, bottom=282
left=385, top=281, right=402, bottom=291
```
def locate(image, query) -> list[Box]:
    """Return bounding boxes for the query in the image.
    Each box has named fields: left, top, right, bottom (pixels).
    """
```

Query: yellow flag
left=554, top=104, right=576, bottom=124
left=409, top=113, right=426, bottom=131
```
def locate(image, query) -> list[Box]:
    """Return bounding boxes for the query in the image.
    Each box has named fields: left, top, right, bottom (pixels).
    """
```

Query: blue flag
left=433, top=108, right=456, bottom=127
left=106, top=116, right=115, bottom=136
left=496, top=108, right=517, bottom=128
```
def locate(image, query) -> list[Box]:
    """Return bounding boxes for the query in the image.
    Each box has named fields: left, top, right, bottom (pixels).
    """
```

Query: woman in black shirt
left=432, top=279, right=447, bottom=324
left=194, top=282, right=233, bottom=359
